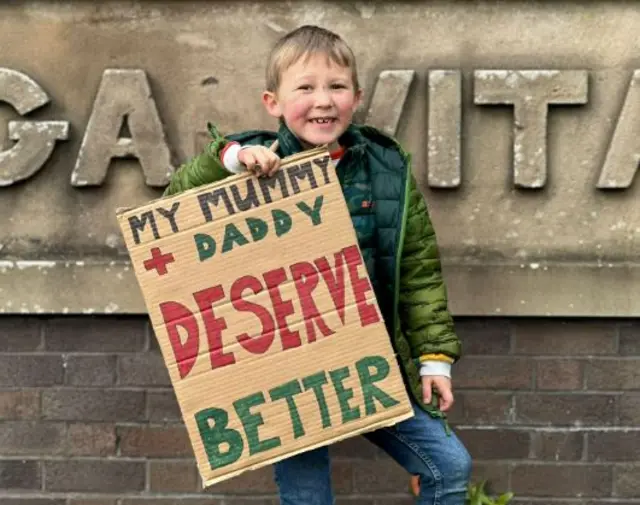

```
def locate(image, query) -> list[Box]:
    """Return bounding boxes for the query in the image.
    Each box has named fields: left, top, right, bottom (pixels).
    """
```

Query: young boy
left=164, top=25, right=471, bottom=505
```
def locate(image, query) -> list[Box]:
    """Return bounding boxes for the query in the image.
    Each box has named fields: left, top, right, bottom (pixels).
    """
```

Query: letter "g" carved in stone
left=0, top=68, right=69, bottom=187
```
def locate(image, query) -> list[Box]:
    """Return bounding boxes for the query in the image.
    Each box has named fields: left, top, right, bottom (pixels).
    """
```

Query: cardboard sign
left=116, top=147, right=413, bottom=486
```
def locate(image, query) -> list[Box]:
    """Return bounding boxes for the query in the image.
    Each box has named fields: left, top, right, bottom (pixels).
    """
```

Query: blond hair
left=265, top=25, right=360, bottom=92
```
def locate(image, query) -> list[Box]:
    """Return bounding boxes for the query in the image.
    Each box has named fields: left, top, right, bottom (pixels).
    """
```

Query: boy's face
left=262, top=53, right=362, bottom=147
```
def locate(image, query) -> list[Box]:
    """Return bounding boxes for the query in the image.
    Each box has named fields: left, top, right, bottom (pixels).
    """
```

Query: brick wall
left=0, top=316, right=637, bottom=504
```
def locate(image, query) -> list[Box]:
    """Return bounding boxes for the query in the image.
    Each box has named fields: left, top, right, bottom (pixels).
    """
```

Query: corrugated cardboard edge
left=201, top=408, right=415, bottom=487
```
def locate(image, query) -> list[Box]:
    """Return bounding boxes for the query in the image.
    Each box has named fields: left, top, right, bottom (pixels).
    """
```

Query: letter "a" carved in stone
left=597, top=70, right=640, bottom=189
left=71, top=69, right=174, bottom=187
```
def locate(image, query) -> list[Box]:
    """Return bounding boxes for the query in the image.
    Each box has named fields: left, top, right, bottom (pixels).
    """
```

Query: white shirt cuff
left=220, top=142, right=246, bottom=174
left=419, top=360, right=452, bottom=378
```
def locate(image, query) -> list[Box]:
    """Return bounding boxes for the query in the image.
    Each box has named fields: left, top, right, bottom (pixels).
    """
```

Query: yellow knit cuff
left=419, top=353, right=454, bottom=364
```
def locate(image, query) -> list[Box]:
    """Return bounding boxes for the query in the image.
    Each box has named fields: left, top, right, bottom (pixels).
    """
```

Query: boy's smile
left=262, top=53, right=362, bottom=148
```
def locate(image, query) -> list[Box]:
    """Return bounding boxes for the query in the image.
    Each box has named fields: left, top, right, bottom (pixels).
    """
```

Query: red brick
left=2, top=500, right=64, bottom=505
left=42, top=389, right=145, bottom=421
left=148, top=325, right=162, bottom=352
left=470, top=462, right=510, bottom=495
left=121, top=500, right=222, bottom=505
left=0, top=459, right=41, bottom=489
left=614, top=464, right=640, bottom=497
left=68, top=500, right=118, bottom=505
left=44, top=460, right=145, bottom=492
left=585, top=359, right=640, bottom=389
left=330, top=435, right=380, bottom=459
left=118, top=353, right=171, bottom=386
left=512, top=320, right=617, bottom=355
left=536, top=359, right=583, bottom=390
left=588, top=432, right=640, bottom=461
left=218, top=500, right=277, bottom=505
left=531, top=431, right=584, bottom=460
left=0, top=390, right=40, bottom=419
left=618, top=393, right=640, bottom=425
left=510, top=496, right=588, bottom=505
left=213, top=459, right=351, bottom=495
left=447, top=392, right=513, bottom=425
left=150, top=460, right=198, bottom=493
left=0, top=317, right=42, bottom=350
left=455, top=319, right=512, bottom=354
left=205, top=464, right=277, bottom=494
left=0, top=355, right=63, bottom=386
left=0, top=421, right=65, bottom=455
left=332, top=460, right=355, bottom=494
left=65, top=355, right=116, bottom=386
left=45, top=317, right=146, bottom=351
left=511, top=463, right=611, bottom=497
left=66, top=423, right=116, bottom=456
left=455, top=357, right=533, bottom=389
left=619, top=322, right=640, bottom=355
left=117, top=425, right=191, bottom=457
left=147, top=389, right=182, bottom=422
left=335, top=500, right=374, bottom=505
left=515, top=393, right=615, bottom=425
left=352, top=458, right=409, bottom=493
left=122, top=500, right=276, bottom=505
left=457, top=428, right=529, bottom=459
left=370, top=499, right=413, bottom=505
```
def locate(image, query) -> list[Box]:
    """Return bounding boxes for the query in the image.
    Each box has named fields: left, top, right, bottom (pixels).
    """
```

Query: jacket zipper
left=392, top=152, right=412, bottom=334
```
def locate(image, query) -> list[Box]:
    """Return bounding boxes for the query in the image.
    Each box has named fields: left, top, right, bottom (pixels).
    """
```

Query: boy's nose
left=314, top=90, right=332, bottom=107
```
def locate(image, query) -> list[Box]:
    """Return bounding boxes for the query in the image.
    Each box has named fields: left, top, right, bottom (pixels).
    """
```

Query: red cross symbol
left=143, top=247, right=175, bottom=276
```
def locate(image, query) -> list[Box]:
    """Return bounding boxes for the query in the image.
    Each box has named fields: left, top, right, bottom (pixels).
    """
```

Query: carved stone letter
left=428, top=70, right=461, bottom=188
left=364, top=70, right=415, bottom=136
left=0, top=68, right=69, bottom=186
left=597, top=70, right=640, bottom=189
left=71, top=69, right=173, bottom=187
left=474, top=70, right=588, bottom=188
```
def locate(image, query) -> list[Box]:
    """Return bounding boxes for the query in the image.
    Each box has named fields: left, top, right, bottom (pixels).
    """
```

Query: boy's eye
left=298, top=85, right=312, bottom=91
left=331, top=83, right=348, bottom=89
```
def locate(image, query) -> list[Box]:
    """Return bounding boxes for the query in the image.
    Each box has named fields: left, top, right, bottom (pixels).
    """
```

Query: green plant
left=466, top=480, right=514, bottom=505
left=410, top=476, right=514, bottom=504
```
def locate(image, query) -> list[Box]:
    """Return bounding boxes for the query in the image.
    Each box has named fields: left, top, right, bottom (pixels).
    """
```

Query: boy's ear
left=352, top=88, right=364, bottom=112
left=262, top=91, right=281, bottom=118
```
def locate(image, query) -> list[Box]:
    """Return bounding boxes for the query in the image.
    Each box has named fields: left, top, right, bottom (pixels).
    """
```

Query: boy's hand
left=421, top=376, right=454, bottom=412
left=238, top=145, right=281, bottom=177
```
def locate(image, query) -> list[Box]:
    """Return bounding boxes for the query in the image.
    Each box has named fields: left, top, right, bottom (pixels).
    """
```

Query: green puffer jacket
left=164, top=122, right=461, bottom=420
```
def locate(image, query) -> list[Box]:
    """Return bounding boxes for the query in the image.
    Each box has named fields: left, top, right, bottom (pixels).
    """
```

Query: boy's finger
left=242, top=153, right=255, bottom=169
left=269, top=156, right=282, bottom=174
left=439, top=390, right=454, bottom=412
left=257, top=155, right=271, bottom=175
left=267, top=156, right=280, bottom=174
left=421, top=377, right=432, bottom=404
left=256, top=153, right=272, bottom=172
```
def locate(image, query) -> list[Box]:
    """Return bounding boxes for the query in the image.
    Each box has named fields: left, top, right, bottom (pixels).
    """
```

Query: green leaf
left=465, top=480, right=514, bottom=505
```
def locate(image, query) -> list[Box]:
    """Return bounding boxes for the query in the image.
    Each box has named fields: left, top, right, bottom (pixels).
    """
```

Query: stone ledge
left=1, top=259, right=637, bottom=316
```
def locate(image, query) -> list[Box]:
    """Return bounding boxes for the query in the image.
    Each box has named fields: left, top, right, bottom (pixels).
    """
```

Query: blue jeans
left=274, top=401, right=472, bottom=505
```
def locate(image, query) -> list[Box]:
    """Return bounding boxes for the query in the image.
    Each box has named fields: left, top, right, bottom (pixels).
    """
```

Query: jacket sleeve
left=162, top=124, right=233, bottom=197
left=398, top=174, right=461, bottom=363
